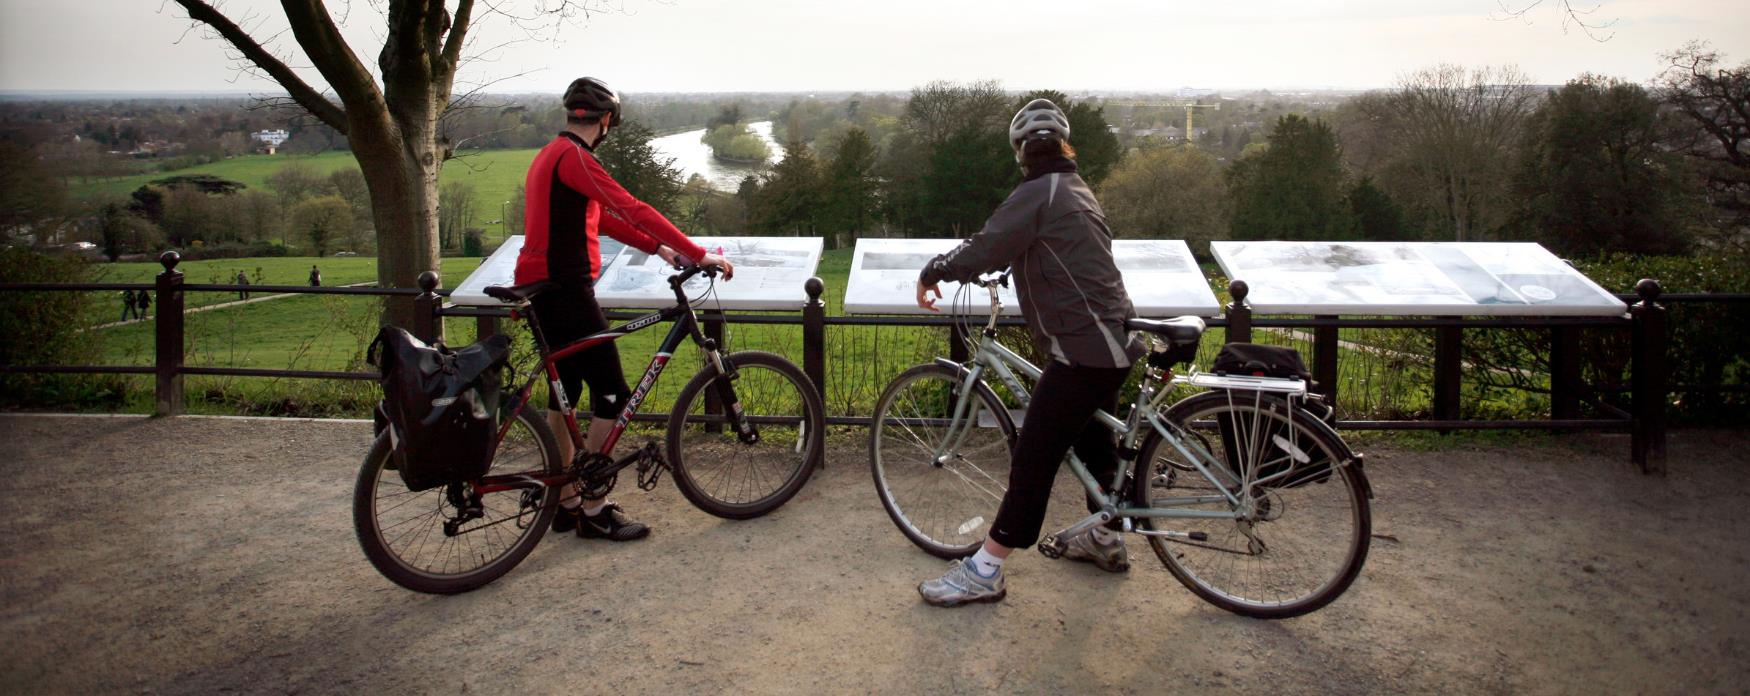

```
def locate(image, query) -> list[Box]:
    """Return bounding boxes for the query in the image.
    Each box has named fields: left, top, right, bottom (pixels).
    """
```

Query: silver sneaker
left=1062, top=531, right=1130, bottom=573
left=918, top=558, right=1006, bottom=607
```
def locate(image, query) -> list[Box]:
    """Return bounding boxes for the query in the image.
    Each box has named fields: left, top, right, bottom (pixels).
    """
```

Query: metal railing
left=5, top=250, right=1742, bottom=476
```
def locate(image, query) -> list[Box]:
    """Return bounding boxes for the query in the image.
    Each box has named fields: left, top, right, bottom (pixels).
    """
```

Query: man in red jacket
left=515, top=76, right=734, bottom=541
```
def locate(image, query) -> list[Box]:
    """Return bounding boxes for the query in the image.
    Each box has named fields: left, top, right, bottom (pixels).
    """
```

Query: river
left=650, top=121, right=786, bottom=192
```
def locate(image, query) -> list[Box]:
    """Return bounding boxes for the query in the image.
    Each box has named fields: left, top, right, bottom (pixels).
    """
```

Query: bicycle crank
left=634, top=441, right=669, bottom=491
left=1037, top=535, right=1066, bottom=559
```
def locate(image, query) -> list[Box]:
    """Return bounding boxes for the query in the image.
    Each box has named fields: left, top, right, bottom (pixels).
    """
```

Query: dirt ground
left=0, top=414, right=1746, bottom=695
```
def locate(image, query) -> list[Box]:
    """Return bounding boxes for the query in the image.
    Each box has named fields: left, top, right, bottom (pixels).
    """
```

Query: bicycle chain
left=635, top=442, right=668, bottom=491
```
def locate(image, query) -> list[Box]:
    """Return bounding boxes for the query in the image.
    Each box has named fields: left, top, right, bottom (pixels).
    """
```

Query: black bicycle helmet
left=563, top=77, right=620, bottom=125
left=1008, top=98, right=1071, bottom=151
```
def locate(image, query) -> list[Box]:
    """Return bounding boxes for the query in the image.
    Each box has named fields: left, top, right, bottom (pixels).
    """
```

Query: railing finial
left=805, top=276, right=823, bottom=301
left=1228, top=279, right=1249, bottom=304
left=1635, top=278, right=1662, bottom=304
left=158, top=251, right=180, bottom=272
left=417, top=271, right=440, bottom=293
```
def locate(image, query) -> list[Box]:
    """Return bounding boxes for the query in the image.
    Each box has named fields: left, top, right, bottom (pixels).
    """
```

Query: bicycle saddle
left=1126, top=316, right=1206, bottom=346
left=484, top=281, right=558, bottom=303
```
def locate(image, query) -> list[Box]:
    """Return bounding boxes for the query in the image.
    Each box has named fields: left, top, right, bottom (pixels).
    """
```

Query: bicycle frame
left=473, top=268, right=736, bottom=496
left=933, top=281, right=1313, bottom=528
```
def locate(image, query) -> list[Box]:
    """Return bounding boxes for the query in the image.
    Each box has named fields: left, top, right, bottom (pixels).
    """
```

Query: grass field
left=71, top=149, right=540, bottom=240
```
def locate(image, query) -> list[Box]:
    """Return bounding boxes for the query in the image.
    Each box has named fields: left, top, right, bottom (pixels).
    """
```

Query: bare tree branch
left=442, top=0, right=477, bottom=73
left=168, top=0, right=349, bottom=130
left=1492, top=0, right=1617, bottom=42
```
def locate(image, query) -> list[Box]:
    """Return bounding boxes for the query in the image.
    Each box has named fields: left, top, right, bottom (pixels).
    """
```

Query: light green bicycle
left=869, top=273, right=1373, bottom=618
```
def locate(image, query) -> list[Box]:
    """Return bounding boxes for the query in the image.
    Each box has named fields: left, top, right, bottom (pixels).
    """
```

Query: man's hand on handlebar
left=699, top=252, right=734, bottom=280
left=657, top=245, right=734, bottom=280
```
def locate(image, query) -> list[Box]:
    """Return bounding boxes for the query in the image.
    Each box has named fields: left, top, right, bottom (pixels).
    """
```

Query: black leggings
left=988, top=360, right=1133, bottom=550
left=531, top=283, right=632, bottom=419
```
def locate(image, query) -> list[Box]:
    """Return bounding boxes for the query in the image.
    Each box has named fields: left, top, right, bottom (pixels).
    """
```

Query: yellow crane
left=1104, top=100, right=1221, bottom=141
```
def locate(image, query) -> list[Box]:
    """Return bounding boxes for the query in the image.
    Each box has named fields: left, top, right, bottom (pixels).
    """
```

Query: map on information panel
left=449, top=236, right=625, bottom=306
left=843, top=238, right=1221, bottom=317
left=1210, top=241, right=1627, bottom=316
left=595, top=236, right=822, bottom=310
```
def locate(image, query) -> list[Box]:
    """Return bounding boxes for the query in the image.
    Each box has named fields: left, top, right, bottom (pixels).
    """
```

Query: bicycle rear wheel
left=667, top=351, right=824, bottom=519
left=1132, top=390, right=1370, bottom=618
left=353, top=402, right=562, bottom=594
left=869, top=363, right=1016, bottom=558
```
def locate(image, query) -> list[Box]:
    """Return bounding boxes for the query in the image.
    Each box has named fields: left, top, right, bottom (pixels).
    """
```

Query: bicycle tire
left=870, top=362, right=1017, bottom=559
left=1131, top=390, right=1371, bottom=619
left=353, top=401, right=562, bottom=594
left=667, top=351, right=824, bottom=520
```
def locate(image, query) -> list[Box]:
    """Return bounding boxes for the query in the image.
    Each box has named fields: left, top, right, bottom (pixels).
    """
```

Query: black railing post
left=1434, top=326, right=1463, bottom=427
left=1225, top=280, right=1252, bottom=344
left=1314, top=316, right=1339, bottom=410
left=1550, top=326, right=1580, bottom=422
left=1631, top=279, right=1668, bottom=475
left=413, top=271, right=443, bottom=344
left=153, top=251, right=185, bottom=416
left=802, top=277, right=826, bottom=403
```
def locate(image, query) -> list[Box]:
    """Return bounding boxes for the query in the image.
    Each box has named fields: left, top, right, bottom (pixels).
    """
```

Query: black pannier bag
left=368, top=327, right=513, bottom=492
left=1211, top=343, right=1311, bottom=381
left=1209, top=343, right=1333, bottom=488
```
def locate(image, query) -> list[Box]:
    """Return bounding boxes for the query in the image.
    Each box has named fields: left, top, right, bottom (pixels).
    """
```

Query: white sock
left=1090, top=526, right=1119, bottom=545
left=582, top=500, right=609, bottom=517
left=969, top=547, right=1004, bottom=578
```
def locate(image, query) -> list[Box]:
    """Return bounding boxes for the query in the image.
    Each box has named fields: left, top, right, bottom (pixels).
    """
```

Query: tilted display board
left=843, top=238, right=1221, bottom=317
left=1210, top=241, right=1627, bottom=316
left=449, top=236, right=627, bottom=307
left=594, top=236, right=823, bottom=310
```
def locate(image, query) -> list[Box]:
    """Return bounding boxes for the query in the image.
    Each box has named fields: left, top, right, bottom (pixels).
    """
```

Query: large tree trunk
left=349, top=100, right=443, bottom=328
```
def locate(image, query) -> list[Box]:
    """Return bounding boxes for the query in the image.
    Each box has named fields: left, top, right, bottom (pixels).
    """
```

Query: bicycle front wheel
left=1133, top=390, right=1371, bottom=619
left=870, top=363, right=1016, bottom=559
left=353, top=402, right=562, bottom=594
left=667, top=351, right=824, bottom=520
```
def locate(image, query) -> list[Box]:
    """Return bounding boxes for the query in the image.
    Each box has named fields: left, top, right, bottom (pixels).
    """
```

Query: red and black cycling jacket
left=514, top=131, right=708, bottom=287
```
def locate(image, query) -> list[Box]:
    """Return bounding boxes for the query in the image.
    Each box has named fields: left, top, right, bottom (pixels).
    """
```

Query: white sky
left=2, top=0, right=1747, bottom=94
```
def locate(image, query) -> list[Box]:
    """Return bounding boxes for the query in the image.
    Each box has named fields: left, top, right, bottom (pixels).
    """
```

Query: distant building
left=252, top=129, right=290, bottom=154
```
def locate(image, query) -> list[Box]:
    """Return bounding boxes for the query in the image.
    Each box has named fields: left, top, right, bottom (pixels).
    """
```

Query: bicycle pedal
left=1038, top=535, right=1065, bottom=559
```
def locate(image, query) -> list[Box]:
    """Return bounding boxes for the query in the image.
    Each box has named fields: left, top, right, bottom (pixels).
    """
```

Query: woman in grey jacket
left=915, top=99, right=1146, bottom=607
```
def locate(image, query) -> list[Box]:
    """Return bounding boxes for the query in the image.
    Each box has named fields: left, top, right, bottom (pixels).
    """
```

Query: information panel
left=594, top=236, right=823, bottom=310
left=449, top=237, right=630, bottom=306
left=1210, top=241, right=1627, bottom=316
left=843, top=238, right=1221, bottom=317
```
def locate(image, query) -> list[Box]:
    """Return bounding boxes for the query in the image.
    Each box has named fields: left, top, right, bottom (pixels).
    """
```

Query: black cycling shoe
left=551, top=504, right=583, bottom=534
left=575, top=503, right=650, bottom=541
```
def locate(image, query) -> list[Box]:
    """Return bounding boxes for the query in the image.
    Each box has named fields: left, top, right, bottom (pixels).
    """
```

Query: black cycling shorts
left=530, top=283, right=631, bottom=419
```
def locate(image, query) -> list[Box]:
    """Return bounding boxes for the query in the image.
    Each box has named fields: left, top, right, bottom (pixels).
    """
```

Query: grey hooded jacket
left=920, top=158, right=1145, bottom=369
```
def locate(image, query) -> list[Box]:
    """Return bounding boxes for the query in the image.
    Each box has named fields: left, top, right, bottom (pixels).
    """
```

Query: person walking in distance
left=308, top=265, right=321, bottom=287
left=136, top=287, right=151, bottom=320
left=237, top=271, right=251, bottom=300
left=915, top=99, right=1145, bottom=607
left=514, top=76, right=735, bottom=542
left=121, top=289, right=137, bottom=321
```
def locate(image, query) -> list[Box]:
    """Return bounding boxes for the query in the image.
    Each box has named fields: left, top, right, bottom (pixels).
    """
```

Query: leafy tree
left=700, top=124, right=772, bottom=162
left=820, top=127, right=879, bottom=247
left=97, top=203, right=159, bottom=261
left=0, top=142, right=68, bottom=241
left=750, top=134, right=822, bottom=236
left=1099, top=145, right=1227, bottom=253
left=1227, top=115, right=1356, bottom=241
left=236, top=191, right=281, bottom=245
left=290, top=195, right=353, bottom=257
left=1347, top=176, right=1407, bottom=241
left=595, top=120, right=685, bottom=219
left=1657, top=42, right=1750, bottom=251
left=881, top=81, right=1014, bottom=237
left=148, top=174, right=246, bottom=196
left=1514, top=75, right=1699, bottom=255
left=505, top=185, right=526, bottom=237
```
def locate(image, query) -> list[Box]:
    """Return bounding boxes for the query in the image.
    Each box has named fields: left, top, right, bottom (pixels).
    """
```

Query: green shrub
left=0, top=249, right=129, bottom=409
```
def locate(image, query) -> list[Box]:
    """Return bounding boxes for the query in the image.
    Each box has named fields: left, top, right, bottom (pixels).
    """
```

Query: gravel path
left=0, top=414, right=1745, bottom=694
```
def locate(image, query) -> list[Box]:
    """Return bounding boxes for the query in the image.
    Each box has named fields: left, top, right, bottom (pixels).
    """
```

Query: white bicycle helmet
left=1008, top=98, right=1071, bottom=152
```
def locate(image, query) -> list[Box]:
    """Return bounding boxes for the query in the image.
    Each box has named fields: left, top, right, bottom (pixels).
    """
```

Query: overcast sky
left=2, top=0, right=1747, bottom=94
